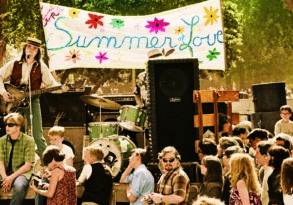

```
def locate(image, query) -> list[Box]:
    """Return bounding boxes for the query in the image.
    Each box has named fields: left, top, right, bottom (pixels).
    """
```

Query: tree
left=234, top=0, right=293, bottom=88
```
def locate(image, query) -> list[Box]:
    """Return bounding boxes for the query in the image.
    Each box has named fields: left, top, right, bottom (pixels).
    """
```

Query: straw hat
left=25, top=37, right=43, bottom=47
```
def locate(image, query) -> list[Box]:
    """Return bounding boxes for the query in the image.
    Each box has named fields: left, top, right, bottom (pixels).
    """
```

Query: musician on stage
left=0, top=37, right=60, bottom=157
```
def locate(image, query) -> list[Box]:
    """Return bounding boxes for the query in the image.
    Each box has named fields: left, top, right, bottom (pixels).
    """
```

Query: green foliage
left=222, top=1, right=243, bottom=71
left=1, top=0, right=43, bottom=46
left=235, top=0, right=293, bottom=88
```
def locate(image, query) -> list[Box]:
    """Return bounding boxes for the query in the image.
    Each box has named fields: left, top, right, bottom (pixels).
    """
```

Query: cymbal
left=80, top=94, right=121, bottom=110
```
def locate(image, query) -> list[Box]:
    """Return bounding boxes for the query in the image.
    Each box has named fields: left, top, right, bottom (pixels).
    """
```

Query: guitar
left=0, top=83, right=61, bottom=114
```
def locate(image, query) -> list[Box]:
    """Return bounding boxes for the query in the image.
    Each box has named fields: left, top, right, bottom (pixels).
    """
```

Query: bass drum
left=90, top=135, right=136, bottom=177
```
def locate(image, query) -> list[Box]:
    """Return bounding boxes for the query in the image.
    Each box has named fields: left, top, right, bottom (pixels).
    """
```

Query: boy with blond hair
left=77, top=146, right=113, bottom=205
left=48, top=126, right=74, bottom=166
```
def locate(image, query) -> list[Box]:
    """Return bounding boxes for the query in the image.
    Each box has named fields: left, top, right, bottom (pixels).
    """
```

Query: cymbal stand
left=99, top=105, right=102, bottom=122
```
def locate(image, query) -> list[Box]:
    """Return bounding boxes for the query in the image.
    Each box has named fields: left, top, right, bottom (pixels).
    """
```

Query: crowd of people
left=1, top=105, right=293, bottom=205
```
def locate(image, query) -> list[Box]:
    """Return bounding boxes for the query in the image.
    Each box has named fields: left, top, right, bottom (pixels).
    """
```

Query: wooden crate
left=193, top=90, right=239, bottom=143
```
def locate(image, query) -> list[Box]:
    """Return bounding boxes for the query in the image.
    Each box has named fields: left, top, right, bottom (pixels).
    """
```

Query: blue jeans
left=10, top=175, right=29, bottom=205
left=22, top=96, right=47, bottom=157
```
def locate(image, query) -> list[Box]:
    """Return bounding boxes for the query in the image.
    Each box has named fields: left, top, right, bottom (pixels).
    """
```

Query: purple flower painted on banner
left=145, top=17, right=170, bottom=34
left=95, top=51, right=108, bottom=64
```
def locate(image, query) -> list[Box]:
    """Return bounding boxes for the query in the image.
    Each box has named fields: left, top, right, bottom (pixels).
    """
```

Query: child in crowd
left=30, top=145, right=77, bottom=205
left=77, top=145, right=113, bottom=205
left=229, top=153, right=261, bottom=205
left=274, top=105, right=293, bottom=136
left=222, top=146, right=243, bottom=205
left=48, top=126, right=74, bottom=166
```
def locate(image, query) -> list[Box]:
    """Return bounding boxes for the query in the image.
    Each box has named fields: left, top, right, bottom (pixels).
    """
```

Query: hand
left=2, top=91, right=13, bottom=102
left=142, top=194, right=154, bottom=204
left=29, top=180, right=38, bottom=192
left=149, top=193, right=163, bottom=204
left=127, top=159, right=136, bottom=170
left=2, top=176, right=13, bottom=192
left=41, top=169, right=51, bottom=179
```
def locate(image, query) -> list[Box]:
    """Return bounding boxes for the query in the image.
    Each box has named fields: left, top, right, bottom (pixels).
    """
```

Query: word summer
left=47, top=16, right=223, bottom=53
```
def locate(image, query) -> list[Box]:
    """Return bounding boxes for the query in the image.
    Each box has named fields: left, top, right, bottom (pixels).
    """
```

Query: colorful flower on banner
left=145, top=17, right=170, bottom=34
left=95, top=51, right=108, bottom=64
left=86, top=13, right=104, bottom=29
left=203, top=6, right=219, bottom=26
left=175, top=26, right=185, bottom=35
left=110, top=18, right=124, bottom=29
left=69, top=8, right=80, bottom=18
left=65, top=49, right=81, bottom=63
left=207, top=48, right=220, bottom=61
left=178, top=34, right=185, bottom=42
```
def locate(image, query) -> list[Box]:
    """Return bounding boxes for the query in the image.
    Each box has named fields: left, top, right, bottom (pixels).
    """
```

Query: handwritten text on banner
left=41, top=0, right=225, bottom=70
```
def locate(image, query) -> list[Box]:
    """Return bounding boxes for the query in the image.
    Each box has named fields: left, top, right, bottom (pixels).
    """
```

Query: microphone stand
left=27, top=55, right=34, bottom=138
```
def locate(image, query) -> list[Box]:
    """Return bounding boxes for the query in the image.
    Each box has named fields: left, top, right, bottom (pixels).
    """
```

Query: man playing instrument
left=0, top=37, right=60, bottom=157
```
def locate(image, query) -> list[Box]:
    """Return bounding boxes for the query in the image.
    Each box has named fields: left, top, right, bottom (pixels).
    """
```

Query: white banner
left=41, top=0, right=225, bottom=70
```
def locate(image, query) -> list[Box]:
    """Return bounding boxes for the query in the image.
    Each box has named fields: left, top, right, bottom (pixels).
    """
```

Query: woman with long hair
left=199, top=155, right=223, bottom=199
left=280, top=157, right=293, bottom=205
left=229, top=153, right=261, bottom=205
left=267, top=145, right=290, bottom=205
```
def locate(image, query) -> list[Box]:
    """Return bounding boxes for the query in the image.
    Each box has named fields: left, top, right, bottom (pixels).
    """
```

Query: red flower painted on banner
left=85, top=13, right=104, bottom=29
left=145, top=17, right=170, bottom=34
left=95, top=51, right=108, bottom=64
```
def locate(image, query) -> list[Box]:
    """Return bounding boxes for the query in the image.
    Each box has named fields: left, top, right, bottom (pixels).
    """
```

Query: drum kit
left=80, top=94, right=147, bottom=177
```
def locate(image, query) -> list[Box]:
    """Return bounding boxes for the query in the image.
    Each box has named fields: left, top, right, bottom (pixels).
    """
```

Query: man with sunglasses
left=0, top=37, right=60, bottom=157
left=0, top=112, right=35, bottom=205
left=144, top=146, right=190, bottom=205
left=120, top=148, right=154, bottom=205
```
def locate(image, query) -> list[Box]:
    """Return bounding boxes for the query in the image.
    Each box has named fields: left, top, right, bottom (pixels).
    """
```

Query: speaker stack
left=252, top=82, right=286, bottom=134
left=147, top=58, right=199, bottom=162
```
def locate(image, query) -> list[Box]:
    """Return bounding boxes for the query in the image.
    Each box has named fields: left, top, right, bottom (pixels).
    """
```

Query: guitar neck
left=25, top=86, right=60, bottom=97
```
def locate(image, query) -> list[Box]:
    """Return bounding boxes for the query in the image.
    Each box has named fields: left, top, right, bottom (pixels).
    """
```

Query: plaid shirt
left=156, top=167, right=190, bottom=205
left=0, top=132, right=35, bottom=179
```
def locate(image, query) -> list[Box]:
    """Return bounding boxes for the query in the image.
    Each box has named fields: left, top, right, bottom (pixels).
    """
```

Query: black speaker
left=251, top=111, right=281, bottom=134
left=148, top=58, right=199, bottom=162
left=252, top=82, right=286, bottom=112
left=40, top=92, right=86, bottom=127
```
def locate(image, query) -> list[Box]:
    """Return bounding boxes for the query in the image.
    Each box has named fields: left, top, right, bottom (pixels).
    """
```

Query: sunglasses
left=162, top=158, right=175, bottom=163
left=6, top=123, right=18, bottom=127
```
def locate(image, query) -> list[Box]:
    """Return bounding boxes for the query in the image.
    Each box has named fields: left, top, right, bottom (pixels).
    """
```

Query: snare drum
left=90, top=135, right=136, bottom=177
left=118, top=105, right=147, bottom=132
left=88, top=122, right=119, bottom=139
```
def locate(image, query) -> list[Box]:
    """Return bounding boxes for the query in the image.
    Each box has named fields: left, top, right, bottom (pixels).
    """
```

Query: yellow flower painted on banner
left=69, top=8, right=80, bottom=18
left=203, top=6, right=219, bottom=26
left=175, top=26, right=185, bottom=35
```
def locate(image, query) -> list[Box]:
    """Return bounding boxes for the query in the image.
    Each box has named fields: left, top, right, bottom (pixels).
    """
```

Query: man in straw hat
left=0, top=37, right=60, bottom=157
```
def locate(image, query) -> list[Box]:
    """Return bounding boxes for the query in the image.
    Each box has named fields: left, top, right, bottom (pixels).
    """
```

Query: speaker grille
left=148, top=58, right=199, bottom=162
